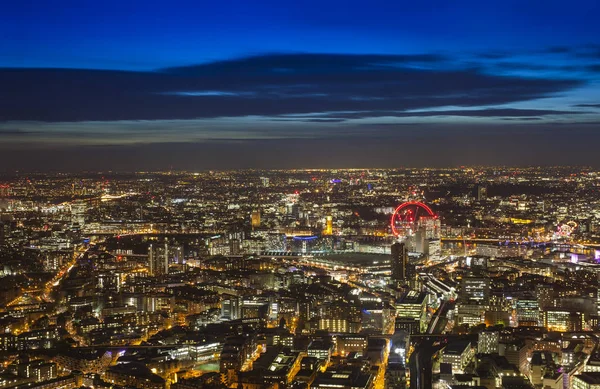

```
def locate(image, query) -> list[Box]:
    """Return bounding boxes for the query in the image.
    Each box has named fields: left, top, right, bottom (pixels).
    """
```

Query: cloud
left=0, top=128, right=38, bottom=135
left=500, top=117, right=543, bottom=121
left=586, top=64, right=600, bottom=72
left=494, top=62, right=578, bottom=72
left=162, top=53, right=449, bottom=75
left=301, top=118, right=347, bottom=123
left=543, top=46, right=573, bottom=54
left=282, top=108, right=589, bottom=120
left=475, top=52, right=511, bottom=60
left=0, top=53, right=585, bottom=123
left=567, top=46, right=600, bottom=59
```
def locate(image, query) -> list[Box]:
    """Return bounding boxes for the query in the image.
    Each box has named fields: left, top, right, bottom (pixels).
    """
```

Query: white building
left=478, top=331, right=499, bottom=354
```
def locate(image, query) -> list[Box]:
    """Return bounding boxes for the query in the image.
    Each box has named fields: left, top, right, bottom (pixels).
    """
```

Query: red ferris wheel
left=390, top=201, right=436, bottom=236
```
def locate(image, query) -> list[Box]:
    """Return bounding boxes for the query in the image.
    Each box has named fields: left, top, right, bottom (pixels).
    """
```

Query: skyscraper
left=477, top=185, right=487, bottom=201
left=396, top=290, right=427, bottom=333
left=70, top=200, right=87, bottom=228
left=324, top=215, right=333, bottom=235
left=148, top=241, right=170, bottom=276
left=391, top=242, right=408, bottom=285
left=251, top=210, right=261, bottom=229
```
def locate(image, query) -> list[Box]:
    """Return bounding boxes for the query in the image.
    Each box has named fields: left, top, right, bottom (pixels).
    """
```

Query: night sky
left=2, top=0, right=600, bottom=170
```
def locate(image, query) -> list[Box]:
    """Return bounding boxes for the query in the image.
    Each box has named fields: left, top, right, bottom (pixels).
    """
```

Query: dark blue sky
left=1, top=0, right=600, bottom=170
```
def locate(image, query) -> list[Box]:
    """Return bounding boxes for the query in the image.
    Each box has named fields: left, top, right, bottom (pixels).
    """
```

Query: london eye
left=391, top=201, right=436, bottom=236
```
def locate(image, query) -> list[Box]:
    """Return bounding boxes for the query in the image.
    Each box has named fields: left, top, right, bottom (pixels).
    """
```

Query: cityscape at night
left=3, top=1, right=600, bottom=389
left=2, top=168, right=600, bottom=389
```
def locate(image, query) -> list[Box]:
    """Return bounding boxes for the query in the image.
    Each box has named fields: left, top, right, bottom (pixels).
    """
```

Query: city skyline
left=3, top=4, right=600, bottom=386
left=1, top=1, right=600, bottom=170
left=1, top=167, right=600, bottom=389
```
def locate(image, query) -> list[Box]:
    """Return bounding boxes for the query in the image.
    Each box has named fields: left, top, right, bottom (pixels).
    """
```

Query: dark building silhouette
left=391, top=242, right=408, bottom=285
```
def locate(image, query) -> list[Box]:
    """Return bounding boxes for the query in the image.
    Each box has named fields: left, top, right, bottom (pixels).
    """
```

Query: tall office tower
left=391, top=242, right=408, bottom=285
left=251, top=210, right=261, bottom=229
left=428, top=239, right=441, bottom=262
left=173, top=246, right=184, bottom=264
left=286, top=203, right=300, bottom=219
left=396, top=290, right=428, bottom=334
left=460, top=277, right=490, bottom=302
left=148, top=244, right=154, bottom=275
left=260, top=177, right=270, bottom=187
left=516, top=298, right=540, bottom=326
left=229, top=238, right=241, bottom=255
left=414, top=228, right=426, bottom=254
left=418, top=217, right=441, bottom=239
left=536, top=284, right=554, bottom=310
left=477, top=185, right=488, bottom=201
left=70, top=200, right=87, bottom=228
left=324, top=215, right=333, bottom=235
left=148, top=242, right=169, bottom=276
left=221, top=295, right=241, bottom=320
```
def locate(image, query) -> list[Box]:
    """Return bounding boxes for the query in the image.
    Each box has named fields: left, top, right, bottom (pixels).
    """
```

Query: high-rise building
left=478, top=331, right=499, bottom=354
left=260, top=177, right=270, bottom=187
left=16, top=360, right=57, bottom=382
left=395, top=318, right=420, bottom=335
left=543, top=309, right=585, bottom=332
left=516, top=299, right=540, bottom=326
left=572, top=373, right=600, bottom=389
left=455, top=302, right=486, bottom=327
left=71, top=200, right=87, bottom=228
left=324, top=215, right=333, bottom=235
left=442, top=341, right=474, bottom=374
left=251, top=210, right=261, bottom=229
left=391, top=242, right=408, bottom=285
left=418, top=217, right=441, bottom=239
left=286, top=203, right=299, bottom=219
left=336, top=335, right=368, bottom=356
left=428, top=239, right=441, bottom=262
left=395, top=290, right=427, bottom=333
left=477, top=185, right=487, bottom=201
left=318, top=318, right=360, bottom=333
left=148, top=242, right=183, bottom=276
left=536, top=284, right=554, bottom=310
left=148, top=242, right=168, bottom=276
left=460, top=277, right=490, bottom=302
left=221, top=296, right=241, bottom=320
left=414, top=228, right=426, bottom=254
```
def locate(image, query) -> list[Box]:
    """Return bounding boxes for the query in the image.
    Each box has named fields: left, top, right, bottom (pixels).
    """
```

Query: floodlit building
left=396, top=290, right=427, bottom=333
left=442, top=341, right=474, bottom=374
left=478, top=331, right=499, bottom=354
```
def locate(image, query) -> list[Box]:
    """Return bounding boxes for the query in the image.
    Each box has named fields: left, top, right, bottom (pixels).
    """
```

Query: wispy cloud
left=0, top=49, right=599, bottom=158
left=0, top=52, right=588, bottom=124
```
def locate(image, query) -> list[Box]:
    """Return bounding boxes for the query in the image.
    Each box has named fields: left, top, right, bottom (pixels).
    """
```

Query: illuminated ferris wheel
left=390, top=201, right=437, bottom=236
left=556, top=220, right=578, bottom=238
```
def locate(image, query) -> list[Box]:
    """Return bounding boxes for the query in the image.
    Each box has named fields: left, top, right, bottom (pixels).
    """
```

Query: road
left=427, top=300, right=452, bottom=335
left=373, top=339, right=390, bottom=389
left=409, top=300, right=453, bottom=389
left=43, top=245, right=87, bottom=302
